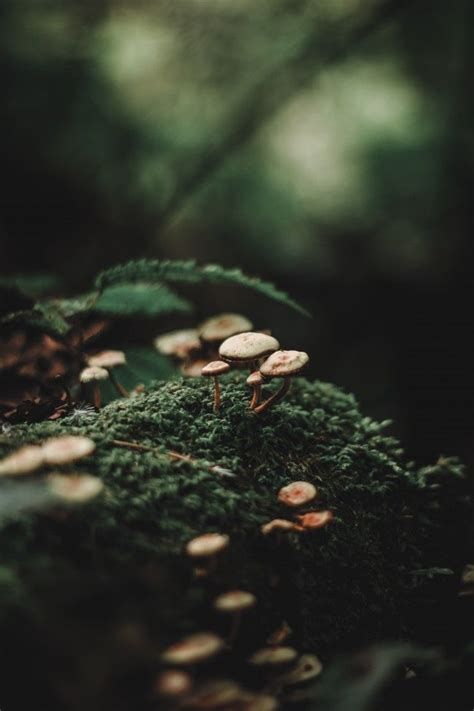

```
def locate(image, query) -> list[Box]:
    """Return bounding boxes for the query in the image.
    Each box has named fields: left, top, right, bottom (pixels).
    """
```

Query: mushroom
left=277, top=654, right=323, bottom=686
left=47, top=473, right=104, bottom=503
left=41, top=435, right=95, bottom=465
left=213, top=590, right=256, bottom=643
left=198, top=313, right=253, bottom=344
left=266, top=621, right=292, bottom=646
left=153, top=670, right=193, bottom=698
left=154, top=329, right=201, bottom=359
left=219, top=332, right=280, bottom=372
left=241, top=694, right=279, bottom=711
left=185, top=679, right=243, bottom=708
left=247, top=371, right=263, bottom=409
left=248, top=646, right=298, bottom=667
left=277, top=481, right=317, bottom=508
left=87, top=350, right=129, bottom=398
left=181, top=358, right=211, bottom=378
left=0, top=445, right=45, bottom=477
left=254, top=350, right=309, bottom=414
left=186, top=532, right=229, bottom=575
left=80, top=365, right=109, bottom=408
left=161, top=633, right=225, bottom=665
left=261, top=519, right=303, bottom=535
left=295, top=510, right=333, bottom=530
left=201, top=361, right=231, bottom=413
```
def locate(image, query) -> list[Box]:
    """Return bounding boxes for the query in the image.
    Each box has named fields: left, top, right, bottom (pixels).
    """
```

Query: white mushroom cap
left=198, top=313, right=253, bottom=342
left=261, top=519, right=302, bottom=535
left=87, top=350, right=126, bottom=368
left=185, top=680, right=243, bottom=708
left=213, top=590, right=256, bottom=613
left=296, top=510, right=333, bottom=529
left=247, top=371, right=263, bottom=386
left=80, top=366, right=109, bottom=383
left=47, top=473, right=104, bottom=503
left=42, top=435, right=96, bottom=465
left=161, top=633, right=225, bottom=665
left=201, top=361, right=231, bottom=377
left=154, top=329, right=201, bottom=357
left=278, top=654, right=323, bottom=685
left=0, top=445, right=45, bottom=477
left=153, top=670, right=193, bottom=698
left=186, top=533, right=230, bottom=558
left=248, top=646, right=298, bottom=667
left=219, top=333, right=280, bottom=363
left=260, top=350, right=309, bottom=378
left=277, top=481, right=317, bottom=508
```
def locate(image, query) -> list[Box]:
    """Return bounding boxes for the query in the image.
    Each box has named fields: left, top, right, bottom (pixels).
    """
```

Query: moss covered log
left=0, top=375, right=470, bottom=710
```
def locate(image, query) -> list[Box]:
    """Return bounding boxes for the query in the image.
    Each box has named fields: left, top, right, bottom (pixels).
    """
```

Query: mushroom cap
left=277, top=481, right=317, bottom=508
left=260, top=350, right=309, bottom=378
left=246, top=371, right=263, bottom=386
left=181, top=359, right=210, bottom=378
left=186, top=532, right=230, bottom=558
left=248, top=646, right=298, bottom=667
left=185, top=680, right=243, bottom=708
left=278, top=654, right=323, bottom=685
left=198, top=313, right=253, bottom=342
left=296, top=510, right=333, bottom=529
left=42, top=435, right=96, bottom=465
left=261, top=519, right=302, bottom=535
left=241, top=694, right=279, bottom=711
left=87, top=350, right=126, bottom=368
left=153, top=670, right=193, bottom=698
left=219, top=333, right=280, bottom=363
left=0, top=445, right=45, bottom=476
left=201, top=360, right=231, bottom=377
left=154, top=329, right=201, bottom=357
left=47, top=473, right=104, bottom=503
left=161, top=633, right=225, bottom=665
left=213, top=590, right=257, bottom=613
left=80, top=366, right=109, bottom=383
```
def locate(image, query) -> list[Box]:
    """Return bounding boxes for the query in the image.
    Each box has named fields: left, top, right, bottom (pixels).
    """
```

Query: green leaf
left=99, top=347, right=177, bottom=404
left=95, top=259, right=310, bottom=317
left=0, top=301, right=70, bottom=337
left=93, top=282, right=192, bottom=317
left=0, top=274, right=62, bottom=298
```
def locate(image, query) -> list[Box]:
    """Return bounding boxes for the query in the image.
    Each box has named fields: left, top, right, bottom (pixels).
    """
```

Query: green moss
left=0, top=375, right=470, bottom=709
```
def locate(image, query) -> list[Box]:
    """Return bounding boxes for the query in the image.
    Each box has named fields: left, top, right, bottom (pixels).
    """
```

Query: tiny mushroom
left=198, top=313, right=253, bottom=344
left=161, top=633, right=225, bottom=665
left=277, top=481, right=317, bottom=508
left=41, top=435, right=96, bottom=466
left=296, top=510, right=334, bottom=530
left=185, top=680, right=243, bottom=708
left=87, top=350, right=129, bottom=398
left=154, top=329, right=201, bottom=359
left=249, top=646, right=298, bottom=668
left=255, top=350, right=309, bottom=414
left=201, top=360, right=231, bottom=413
left=153, top=669, right=193, bottom=698
left=80, top=365, right=109, bottom=408
left=241, top=694, right=279, bottom=711
left=247, top=371, right=264, bottom=409
left=213, top=590, right=257, bottom=643
left=261, top=519, right=303, bottom=536
left=219, top=332, right=280, bottom=372
left=47, top=473, right=104, bottom=503
left=278, top=654, right=323, bottom=686
left=186, top=532, right=230, bottom=558
left=0, top=445, right=45, bottom=477
left=181, top=358, right=210, bottom=378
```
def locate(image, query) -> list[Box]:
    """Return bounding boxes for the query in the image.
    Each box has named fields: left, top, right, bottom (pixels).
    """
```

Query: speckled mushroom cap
left=41, top=435, right=96, bottom=465
left=161, top=633, right=225, bottom=665
left=260, top=350, right=309, bottom=378
left=296, top=510, right=333, bottom=529
left=198, top=313, right=253, bottom=342
left=277, top=481, right=317, bottom=508
left=213, top=590, right=257, bottom=613
left=87, top=350, right=126, bottom=368
left=80, top=366, right=109, bottom=383
left=154, top=329, right=201, bottom=357
left=219, top=333, right=280, bottom=363
left=0, top=445, right=45, bottom=476
left=246, top=371, right=263, bottom=386
left=201, top=361, right=231, bottom=377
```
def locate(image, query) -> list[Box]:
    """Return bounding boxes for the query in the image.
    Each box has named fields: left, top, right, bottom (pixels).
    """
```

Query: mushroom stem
left=249, top=381, right=262, bottom=409
left=254, top=378, right=291, bottom=414
left=213, top=376, right=221, bottom=413
left=108, top=370, right=129, bottom=398
left=91, top=382, right=102, bottom=409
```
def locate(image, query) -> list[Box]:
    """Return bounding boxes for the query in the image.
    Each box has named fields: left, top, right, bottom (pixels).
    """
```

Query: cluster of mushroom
left=261, top=481, right=333, bottom=536
left=0, top=435, right=103, bottom=504
left=79, top=350, right=128, bottom=408
left=155, top=530, right=323, bottom=709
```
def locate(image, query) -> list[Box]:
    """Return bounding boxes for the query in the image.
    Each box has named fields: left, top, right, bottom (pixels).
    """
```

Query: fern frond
left=95, top=260, right=310, bottom=317
left=93, top=282, right=192, bottom=316
left=1, top=302, right=70, bottom=337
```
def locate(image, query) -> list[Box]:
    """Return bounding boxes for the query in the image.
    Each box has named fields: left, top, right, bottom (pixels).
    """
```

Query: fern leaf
left=95, top=260, right=310, bottom=317
left=1, top=302, right=70, bottom=337
left=93, top=282, right=192, bottom=316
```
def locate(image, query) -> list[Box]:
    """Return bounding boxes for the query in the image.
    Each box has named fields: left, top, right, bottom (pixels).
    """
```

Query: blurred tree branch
left=157, top=0, right=411, bottom=232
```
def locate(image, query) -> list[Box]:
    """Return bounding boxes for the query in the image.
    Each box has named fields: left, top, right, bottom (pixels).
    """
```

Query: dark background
left=1, top=0, right=473, bottom=470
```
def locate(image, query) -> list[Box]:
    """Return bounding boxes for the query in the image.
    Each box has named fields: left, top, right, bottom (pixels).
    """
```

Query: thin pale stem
left=92, top=382, right=101, bottom=409
left=249, top=382, right=262, bottom=409
left=214, top=376, right=221, bottom=413
left=254, top=378, right=291, bottom=414
left=109, top=370, right=129, bottom=398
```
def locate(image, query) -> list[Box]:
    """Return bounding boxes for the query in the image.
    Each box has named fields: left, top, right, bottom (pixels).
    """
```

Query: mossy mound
left=0, top=375, right=470, bottom=710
